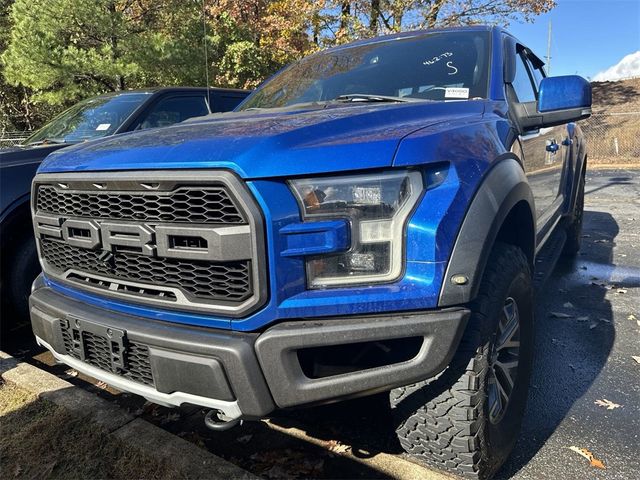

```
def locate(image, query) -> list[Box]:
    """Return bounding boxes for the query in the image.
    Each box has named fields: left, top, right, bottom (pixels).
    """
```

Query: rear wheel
left=1, top=233, right=40, bottom=343
left=562, top=170, right=585, bottom=256
left=390, top=243, right=534, bottom=479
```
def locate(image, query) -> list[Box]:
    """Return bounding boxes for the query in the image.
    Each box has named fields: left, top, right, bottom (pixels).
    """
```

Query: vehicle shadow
left=496, top=209, right=619, bottom=478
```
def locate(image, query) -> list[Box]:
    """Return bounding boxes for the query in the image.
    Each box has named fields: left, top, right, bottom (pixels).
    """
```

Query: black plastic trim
left=29, top=282, right=275, bottom=417
left=438, top=157, right=535, bottom=306
left=255, top=308, right=469, bottom=408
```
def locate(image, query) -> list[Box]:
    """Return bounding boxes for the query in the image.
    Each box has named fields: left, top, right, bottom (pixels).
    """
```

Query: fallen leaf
left=549, top=311, right=573, bottom=319
left=13, top=464, right=22, bottom=477
left=96, top=381, right=108, bottom=390
left=237, top=434, right=253, bottom=444
left=563, top=302, right=574, bottom=308
left=64, top=368, right=78, bottom=377
left=632, top=356, right=640, bottom=364
left=161, top=412, right=180, bottom=423
left=326, top=439, right=351, bottom=454
left=569, top=446, right=606, bottom=469
left=594, top=399, right=622, bottom=410
left=628, top=314, right=638, bottom=326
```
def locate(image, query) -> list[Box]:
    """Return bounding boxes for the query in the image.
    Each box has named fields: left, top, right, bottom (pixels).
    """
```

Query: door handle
left=562, top=138, right=573, bottom=146
left=545, top=140, right=559, bottom=153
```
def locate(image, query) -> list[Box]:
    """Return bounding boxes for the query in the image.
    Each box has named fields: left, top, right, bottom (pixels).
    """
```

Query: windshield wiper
left=25, top=138, right=67, bottom=146
left=333, top=94, right=417, bottom=103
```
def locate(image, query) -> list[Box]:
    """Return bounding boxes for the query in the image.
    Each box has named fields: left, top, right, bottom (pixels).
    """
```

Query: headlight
left=289, top=170, right=424, bottom=288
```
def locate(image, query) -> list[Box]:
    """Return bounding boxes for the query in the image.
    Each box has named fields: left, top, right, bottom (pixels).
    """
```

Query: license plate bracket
left=63, top=316, right=127, bottom=372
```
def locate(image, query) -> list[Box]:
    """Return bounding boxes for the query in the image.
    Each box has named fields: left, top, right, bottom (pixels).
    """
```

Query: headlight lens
left=289, top=170, right=424, bottom=287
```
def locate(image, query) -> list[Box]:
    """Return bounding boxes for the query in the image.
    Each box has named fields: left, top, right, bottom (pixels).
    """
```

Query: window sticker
left=96, top=123, right=111, bottom=131
left=444, top=87, right=469, bottom=99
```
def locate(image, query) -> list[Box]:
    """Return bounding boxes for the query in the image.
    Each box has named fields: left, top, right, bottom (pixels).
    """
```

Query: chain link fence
left=0, top=131, right=29, bottom=148
left=581, top=112, right=640, bottom=161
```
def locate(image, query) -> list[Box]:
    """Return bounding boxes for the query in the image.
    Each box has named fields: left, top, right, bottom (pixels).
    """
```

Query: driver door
left=510, top=47, right=571, bottom=233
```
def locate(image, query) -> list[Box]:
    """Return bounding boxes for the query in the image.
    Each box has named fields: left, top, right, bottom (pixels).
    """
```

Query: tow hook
left=204, top=409, right=242, bottom=431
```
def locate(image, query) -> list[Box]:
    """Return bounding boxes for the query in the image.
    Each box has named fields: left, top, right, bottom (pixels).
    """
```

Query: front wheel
left=390, top=243, right=534, bottom=479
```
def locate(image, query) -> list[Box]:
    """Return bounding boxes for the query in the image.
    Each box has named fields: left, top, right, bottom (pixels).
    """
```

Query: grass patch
left=0, top=382, right=185, bottom=479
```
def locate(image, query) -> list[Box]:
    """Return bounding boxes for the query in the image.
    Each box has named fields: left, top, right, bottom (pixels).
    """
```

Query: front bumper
left=31, top=277, right=469, bottom=420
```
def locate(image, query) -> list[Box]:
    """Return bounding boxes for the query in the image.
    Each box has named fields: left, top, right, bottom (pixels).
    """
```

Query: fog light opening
left=297, top=336, right=423, bottom=379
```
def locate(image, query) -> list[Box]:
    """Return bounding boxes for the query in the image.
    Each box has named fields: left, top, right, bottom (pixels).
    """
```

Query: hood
left=40, top=101, right=486, bottom=179
left=0, top=143, right=70, bottom=169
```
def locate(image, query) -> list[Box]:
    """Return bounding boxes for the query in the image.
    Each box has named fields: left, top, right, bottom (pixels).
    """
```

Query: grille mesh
left=36, top=185, right=245, bottom=224
left=42, top=238, right=252, bottom=302
left=60, top=324, right=155, bottom=386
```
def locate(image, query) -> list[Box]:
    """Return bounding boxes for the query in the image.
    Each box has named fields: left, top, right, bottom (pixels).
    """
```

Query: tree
left=316, top=0, right=556, bottom=44
left=0, top=0, right=57, bottom=132
left=1, top=0, right=209, bottom=105
left=206, top=0, right=317, bottom=88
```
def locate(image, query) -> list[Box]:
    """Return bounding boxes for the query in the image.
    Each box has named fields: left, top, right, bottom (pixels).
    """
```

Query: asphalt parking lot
left=5, top=167, right=639, bottom=479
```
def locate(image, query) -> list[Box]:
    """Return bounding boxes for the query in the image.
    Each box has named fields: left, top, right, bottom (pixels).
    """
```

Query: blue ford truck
left=28, top=26, right=591, bottom=479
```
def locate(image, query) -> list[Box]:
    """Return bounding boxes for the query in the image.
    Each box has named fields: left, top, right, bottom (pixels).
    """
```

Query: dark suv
left=1, top=87, right=249, bottom=341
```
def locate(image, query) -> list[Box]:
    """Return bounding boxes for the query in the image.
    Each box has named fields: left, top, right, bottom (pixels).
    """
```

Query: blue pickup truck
left=28, top=26, right=590, bottom=479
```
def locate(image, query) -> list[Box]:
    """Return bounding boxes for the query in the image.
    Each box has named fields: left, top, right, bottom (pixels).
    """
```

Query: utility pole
left=546, top=21, right=552, bottom=75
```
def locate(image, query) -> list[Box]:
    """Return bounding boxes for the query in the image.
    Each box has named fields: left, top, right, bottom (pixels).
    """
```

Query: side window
left=211, top=94, right=246, bottom=113
left=136, top=96, right=209, bottom=130
left=526, top=58, right=546, bottom=90
left=511, top=53, right=537, bottom=103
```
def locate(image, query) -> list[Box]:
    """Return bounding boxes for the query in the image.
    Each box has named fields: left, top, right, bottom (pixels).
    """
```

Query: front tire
left=391, top=243, right=534, bottom=479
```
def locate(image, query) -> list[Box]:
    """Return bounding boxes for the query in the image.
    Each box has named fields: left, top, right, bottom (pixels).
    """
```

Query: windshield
left=239, top=31, right=490, bottom=110
left=25, top=93, right=150, bottom=145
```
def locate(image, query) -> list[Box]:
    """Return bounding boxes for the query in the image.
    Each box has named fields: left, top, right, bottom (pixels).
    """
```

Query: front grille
left=42, top=238, right=252, bottom=302
left=60, top=323, right=154, bottom=386
left=33, top=171, right=266, bottom=317
left=36, top=185, right=244, bottom=224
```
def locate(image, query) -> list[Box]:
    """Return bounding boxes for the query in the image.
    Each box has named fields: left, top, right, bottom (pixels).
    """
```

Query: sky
left=507, top=0, right=640, bottom=80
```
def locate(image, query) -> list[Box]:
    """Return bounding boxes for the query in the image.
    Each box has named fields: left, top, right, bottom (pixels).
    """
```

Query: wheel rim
left=488, top=296, right=521, bottom=424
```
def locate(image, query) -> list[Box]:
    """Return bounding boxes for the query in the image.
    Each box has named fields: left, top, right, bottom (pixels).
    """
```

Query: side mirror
left=519, top=75, right=592, bottom=130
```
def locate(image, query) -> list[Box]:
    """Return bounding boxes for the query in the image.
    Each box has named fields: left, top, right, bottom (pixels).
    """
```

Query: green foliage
left=1, top=0, right=208, bottom=105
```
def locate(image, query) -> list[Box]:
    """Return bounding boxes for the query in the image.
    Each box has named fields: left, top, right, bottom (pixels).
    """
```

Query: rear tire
left=1, top=234, right=40, bottom=340
left=390, top=243, right=534, bottom=479
left=562, top=170, right=585, bottom=257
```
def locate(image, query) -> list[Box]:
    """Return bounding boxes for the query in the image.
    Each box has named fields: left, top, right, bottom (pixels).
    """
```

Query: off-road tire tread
left=391, top=243, right=530, bottom=479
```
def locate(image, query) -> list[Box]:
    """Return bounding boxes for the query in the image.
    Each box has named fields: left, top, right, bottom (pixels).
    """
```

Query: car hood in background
left=39, top=101, right=486, bottom=179
left=0, top=143, right=70, bottom=168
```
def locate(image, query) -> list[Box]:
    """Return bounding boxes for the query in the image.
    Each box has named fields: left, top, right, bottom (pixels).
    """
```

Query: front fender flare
left=438, top=157, right=535, bottom=307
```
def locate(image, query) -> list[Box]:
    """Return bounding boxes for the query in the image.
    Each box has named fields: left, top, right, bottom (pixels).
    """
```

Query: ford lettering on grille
left=34, top=214, right=252, bottom=262
left=32, top=171, right=267, bottom=317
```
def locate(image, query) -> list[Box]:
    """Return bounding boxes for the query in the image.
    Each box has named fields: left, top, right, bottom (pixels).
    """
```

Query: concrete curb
left=0, top=351, right=258, bottom=480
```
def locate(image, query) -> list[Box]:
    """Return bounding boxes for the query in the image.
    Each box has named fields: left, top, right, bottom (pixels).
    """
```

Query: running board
left=533, top=228, right=567, bottom=293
